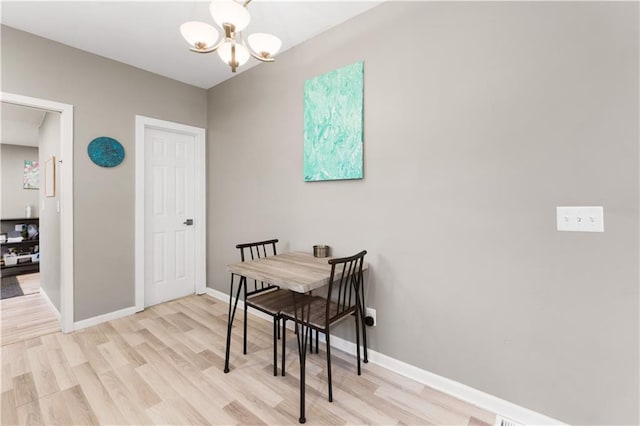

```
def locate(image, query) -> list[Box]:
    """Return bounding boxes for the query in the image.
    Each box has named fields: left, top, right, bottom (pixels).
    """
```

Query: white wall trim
left=329, top=338, right=565, bottom=426
left=134, top=116, right=207, bottom=311
left=204, top=287, right=228, bottom=302
left=39, top=287, right=61, bottom=320
left=73, top=306, right=138, bottom=331
left=204, top=287, right=565, bottom=426
left=204, top=287, right=275, bottom=323
left=1, top=92, right=74, bottom=333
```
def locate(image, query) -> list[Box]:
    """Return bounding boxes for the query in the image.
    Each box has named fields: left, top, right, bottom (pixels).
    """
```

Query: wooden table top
left=227, top=251, right=367, bottom=293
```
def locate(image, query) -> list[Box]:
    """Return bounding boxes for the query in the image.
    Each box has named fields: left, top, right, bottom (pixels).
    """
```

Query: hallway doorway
left=1, top=92, right=74, bottom=334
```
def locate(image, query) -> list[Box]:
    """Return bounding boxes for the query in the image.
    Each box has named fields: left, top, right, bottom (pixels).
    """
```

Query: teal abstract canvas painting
left=304, top=61, right=364, bottom=182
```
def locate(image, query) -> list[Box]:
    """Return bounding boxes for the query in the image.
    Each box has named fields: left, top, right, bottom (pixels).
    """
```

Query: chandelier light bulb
left=180, top=21, right=219, bottom=50
left=218, top=42, right=250, bottom=66
left=247, top=33, right=282, bottom=58
left=210, top=0, right=251, bottom=32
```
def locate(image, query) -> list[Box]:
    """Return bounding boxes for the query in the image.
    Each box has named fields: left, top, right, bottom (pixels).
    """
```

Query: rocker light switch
left=557, top=206, right=604, bottom=232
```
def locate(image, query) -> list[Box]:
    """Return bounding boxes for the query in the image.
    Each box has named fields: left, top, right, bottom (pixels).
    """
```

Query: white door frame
left=1, top=91, right=75, bottom=333
left=134, top=116, right=206, bottom=311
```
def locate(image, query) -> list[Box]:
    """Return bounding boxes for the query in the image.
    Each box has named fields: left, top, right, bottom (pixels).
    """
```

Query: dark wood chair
left=281, top=250, right=368, bottom=402
left=224, top=239, right=294, bottom=376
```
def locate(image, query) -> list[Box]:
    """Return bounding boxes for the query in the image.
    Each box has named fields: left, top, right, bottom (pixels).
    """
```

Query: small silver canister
left=313, top=245, right=330, bottom=258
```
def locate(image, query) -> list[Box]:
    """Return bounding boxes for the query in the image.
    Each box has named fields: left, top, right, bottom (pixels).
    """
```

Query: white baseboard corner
left=204, top=287, right=227, bottom=301
left=39, top=287, right=61, bottom=320
left=203, top=286, right=565, bottom=426
left=204, top=287, right=274, bottom=322
left=73, top=306, right=138, bottom=331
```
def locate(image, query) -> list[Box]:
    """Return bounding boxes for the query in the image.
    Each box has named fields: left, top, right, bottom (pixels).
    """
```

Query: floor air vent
left=495, top=415, right=523, bottom=426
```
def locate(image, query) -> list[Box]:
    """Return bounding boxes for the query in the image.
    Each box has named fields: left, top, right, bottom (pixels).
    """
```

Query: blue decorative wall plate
left=88, top=137, right=125, bottom=167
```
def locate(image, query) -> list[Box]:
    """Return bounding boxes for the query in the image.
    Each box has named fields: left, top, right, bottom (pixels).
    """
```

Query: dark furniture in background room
left=1, top=217, right=40, bottom=277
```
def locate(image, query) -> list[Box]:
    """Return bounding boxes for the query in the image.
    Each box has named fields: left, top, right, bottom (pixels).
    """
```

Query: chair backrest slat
left=236, top=239, right=278, bottom=294
left=326, top=250, right=367, bottom=324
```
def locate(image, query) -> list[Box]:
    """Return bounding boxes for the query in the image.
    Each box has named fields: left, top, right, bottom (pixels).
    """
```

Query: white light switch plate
left=557, top=206, right=604, bottom=232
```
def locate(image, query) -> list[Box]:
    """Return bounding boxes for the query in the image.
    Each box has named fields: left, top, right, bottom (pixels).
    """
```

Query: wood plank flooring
left=1, top=294, right=496, bottom=425
left=12, top=273, right=41, bottom=297
left=1, top=273, right=60, bottom=346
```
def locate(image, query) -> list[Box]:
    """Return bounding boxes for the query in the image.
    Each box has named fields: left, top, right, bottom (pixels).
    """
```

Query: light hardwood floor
left=1, top=274, right=60, bottom=347
left=1, top=294, right=496, bottom=425
left=12, top=273, right=41, bottom=297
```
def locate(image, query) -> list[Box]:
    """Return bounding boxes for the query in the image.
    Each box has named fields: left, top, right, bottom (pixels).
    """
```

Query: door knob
left=183, top=219, right=194, bottom=226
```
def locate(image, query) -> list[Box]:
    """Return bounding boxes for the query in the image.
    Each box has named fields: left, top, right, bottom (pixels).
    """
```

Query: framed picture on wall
left=23, top=160, right=39, bottom=189
left=44, top=156, right=56, bottom=197
left=303, top=61, right=364, bottom=182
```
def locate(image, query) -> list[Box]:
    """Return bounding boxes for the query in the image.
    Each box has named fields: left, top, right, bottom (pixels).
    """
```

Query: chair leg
left=358, top=300, right=369, bottom=363
left=273, top=317, right=278, bottom=376
left=282, top=318, right=287, bottom=376
left=315, top=329, right=319, bottom=354
left=243, top=280, right=248, bottom=355
left=356, top=283, right=369, bottom=364
left=355, top=308, right=361, bottom=376
left=325, top=330, right=333, bottom=402
left=361, top=317, right=368, bottom=364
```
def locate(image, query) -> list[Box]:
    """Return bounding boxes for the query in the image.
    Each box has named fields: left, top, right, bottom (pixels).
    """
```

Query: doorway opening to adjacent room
left=0, top=92, right=74, bottom=341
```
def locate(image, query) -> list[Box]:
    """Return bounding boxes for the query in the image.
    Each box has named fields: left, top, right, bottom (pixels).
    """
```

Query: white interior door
left=144, top=127, right=196, bottom=306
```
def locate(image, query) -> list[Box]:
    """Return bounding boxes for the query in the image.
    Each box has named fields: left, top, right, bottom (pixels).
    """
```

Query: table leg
left=224, top=274, right=245, bottom=373
left=292, top=291, right=313, bottom=424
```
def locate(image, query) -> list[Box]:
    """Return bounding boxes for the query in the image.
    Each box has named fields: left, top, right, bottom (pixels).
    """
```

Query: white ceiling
left=0, top=1, right=382, bottom=89
left=1, top=103, right=47, bottom=147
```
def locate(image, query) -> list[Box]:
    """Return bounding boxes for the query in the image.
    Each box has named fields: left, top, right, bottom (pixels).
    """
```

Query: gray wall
left=0, top=144, right=39, bottom=218
left=1, top=25, right=208, bottom=321
left=206, top=2, right=639, bottom=424
left=38, top=112, right=61, bottom=311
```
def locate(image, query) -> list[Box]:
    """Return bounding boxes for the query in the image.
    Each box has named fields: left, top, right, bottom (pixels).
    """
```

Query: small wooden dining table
left=224, top=251, right=367, bottom=423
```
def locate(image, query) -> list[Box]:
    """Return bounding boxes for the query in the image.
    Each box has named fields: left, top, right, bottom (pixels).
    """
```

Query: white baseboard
left=39, top=287, right=61, bottom=320
left=204, top=286, right=565, bottom=426
left=73, top=306, right=138, bottom=331
left=204, top=287, right=276, bottom=323
left=329, top=335, right=564, bottom=425
left=204, top=287, right=229, bottom=302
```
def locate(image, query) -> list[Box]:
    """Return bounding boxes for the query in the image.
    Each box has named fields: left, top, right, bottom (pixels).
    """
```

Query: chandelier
left=180, top=0, right=281, bottom=73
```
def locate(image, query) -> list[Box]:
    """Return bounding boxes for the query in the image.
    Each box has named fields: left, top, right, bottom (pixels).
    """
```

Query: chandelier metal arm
left=229, top=40, right=239, bottom=72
